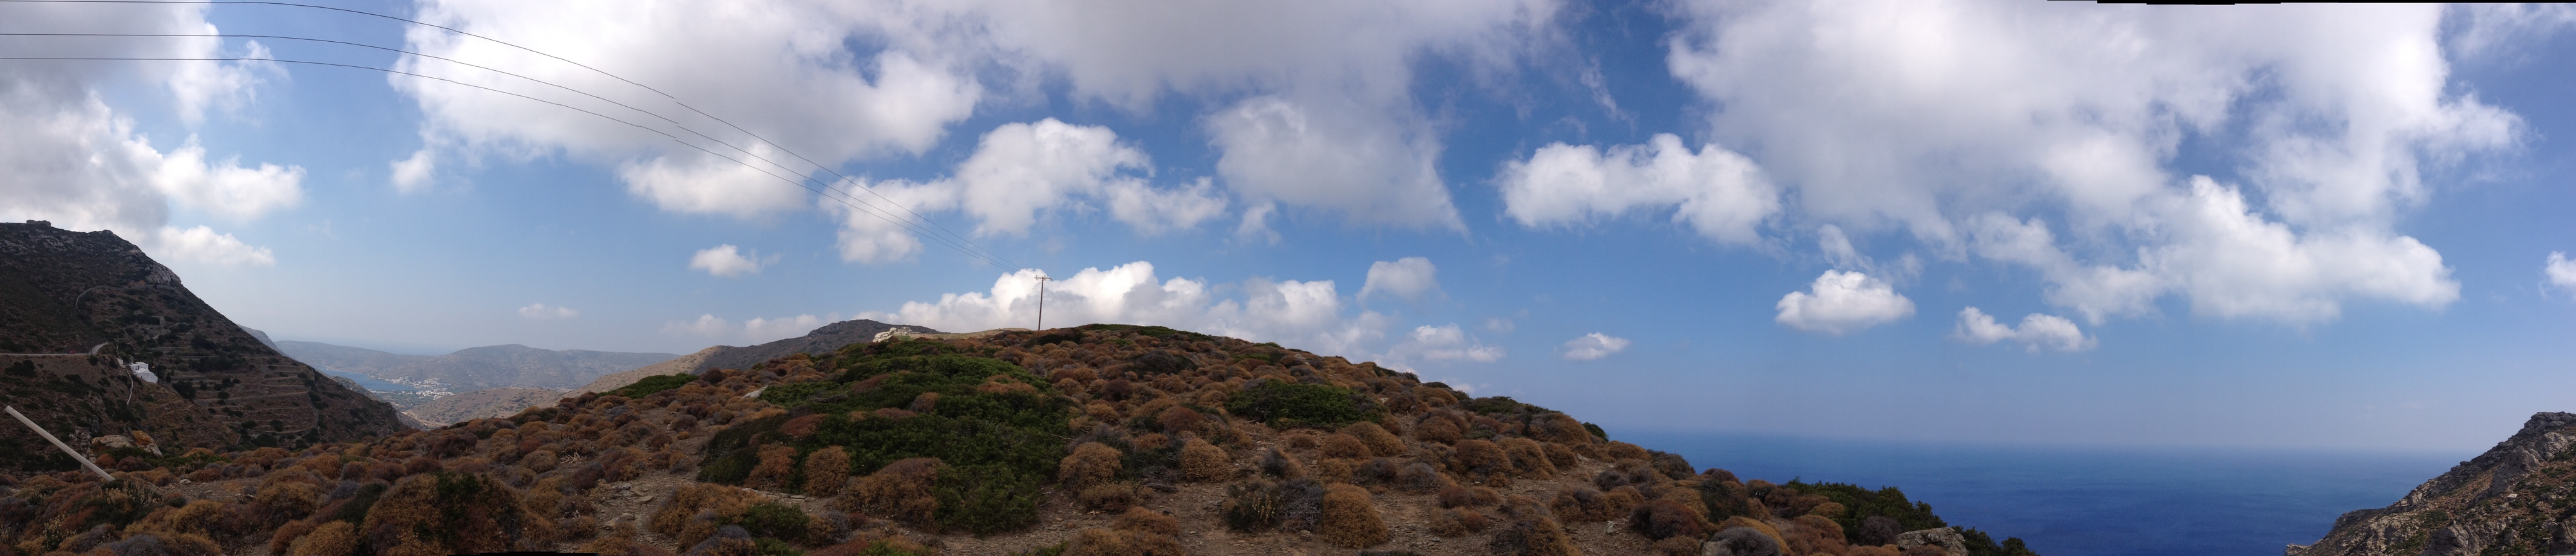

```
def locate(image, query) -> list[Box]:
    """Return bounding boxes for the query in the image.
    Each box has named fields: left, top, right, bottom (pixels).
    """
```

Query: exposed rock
left=1899, top=528, right=1970, bottom=556
left=2295, top=412, right=2576, bottom=556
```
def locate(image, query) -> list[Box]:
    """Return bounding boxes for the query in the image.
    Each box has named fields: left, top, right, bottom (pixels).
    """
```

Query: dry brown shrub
left=270, top=518, right=321, bottom=554
left=1318, top=433, right=1368, bottom=459
left=1542, top=442, right=1579, bottom=469
left=1177, top=438, right=1229, bottom=483
left=1059, top=442, right=1123, bottom=488
left=357, top=472, right=536, bottom=554
left=1077, top=483, right=1137, bottom=511
left=1651, top=536, right=1701, bottom=556
left=1628, top=499, right=1711, bottom=541
left=746, top=443, right=800, bottom=490
left=1810, top=501, right=1848, bottom=517
left=1500, top=438, right=1555, bottom=479
left=1451, top=439, right=1510, bottom=480
left=1786, top=514, right=1850, bottom=556
left=1418, top=387, right=1457, bottom=407
left=1412, top=416, right=1462, bottom=445
left=251, top=480, right=324, bottom=526
left=845, top=458, right=943, bottom=526
left=778, top=414, right=825, bottom=439
left=1113, top=507, right=1180, bottom=537
left=649, top=483, right=759, bottom=540
left=1336, top=422, right=1405, bottom=456
left=1156, top=407, right=1207, bottom=436
left=1282, top=432, right=1320, bottom=451
left=1549, top=486, right=1617, bottom=523
left=801, top=447, right=853, bottom=496
left=285, top=521, right=360, bottom=556
left=1603, top=441, right=1649, bottom=461
left=1718, top=516, right=1786, bottom=549
left=1316, top=483, right=1388, bottom=548
left=1130, top=433, right=1171, bottom=451
left=1488, top=515, right=1582, bottom=556
left=124, top=499, right=225, bottom=540
left=1530, top=412, right=1592, bottom=445
left=1314, top=458, right=1355, bottom=484
left=1426, top=507, right=1490, bottom=537
left=1604, top=485, right=1645, bottom=516
left=1256, top=448, right=1305, bottom=479
left=1062, top=528, right=1130, bottom=556
left=523, top=450, right=559, bottom=473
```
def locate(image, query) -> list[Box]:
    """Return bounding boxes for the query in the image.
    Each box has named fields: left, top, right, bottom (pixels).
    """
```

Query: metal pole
left=5, top=405, right=115, bottom=482
left=1035, top=275, right=1051, bottom=330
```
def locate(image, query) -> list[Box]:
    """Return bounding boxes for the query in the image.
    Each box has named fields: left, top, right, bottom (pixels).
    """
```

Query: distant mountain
left=2293, top=412, right=2576, bottom=556
left=0, top=220, right=408, bottom=470
left=691, top=319, right=936, bottom=374
left=567, top=319, right=936, bottom=394
left=401, top=387, right=565, bottom=427
left=274, top=340, right=676, bottom=392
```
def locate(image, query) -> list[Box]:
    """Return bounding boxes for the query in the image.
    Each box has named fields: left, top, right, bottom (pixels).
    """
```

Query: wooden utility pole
left=1035, top=275, right=1052, bottom=331
left=5, top=405, right=114, bottom=482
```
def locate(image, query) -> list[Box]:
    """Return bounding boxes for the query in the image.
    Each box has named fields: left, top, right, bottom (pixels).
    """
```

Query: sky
left=5, top=0, right=2575, bottom=453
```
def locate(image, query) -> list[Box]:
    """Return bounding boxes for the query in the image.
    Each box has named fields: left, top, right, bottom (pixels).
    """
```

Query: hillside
left=0, top=324, right=2036, bottom=556
left=2291, top=412, right=2576, bottom=556
left=690, top=319, right=939, bottom=375
left=275, top=340, right=676, bottom=392
left=0, top=221, right=408, bottom=466
left=574, top=346, right=724, bottom=396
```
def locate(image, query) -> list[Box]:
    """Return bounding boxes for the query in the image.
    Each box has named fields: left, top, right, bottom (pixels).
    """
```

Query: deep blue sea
left=1618, top=431, right=2463, bottom=556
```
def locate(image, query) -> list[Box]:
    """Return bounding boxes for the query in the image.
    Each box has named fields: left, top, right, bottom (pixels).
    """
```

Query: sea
left=1617, top=431, right=2464, bottom=556
left=317, top=368, right=413, bottom=392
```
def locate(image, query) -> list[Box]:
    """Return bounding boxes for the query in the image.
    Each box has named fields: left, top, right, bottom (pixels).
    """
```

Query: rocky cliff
left=2291, top=412, right=2576, bottom=556
left=0, top=221, right=410, bottom=463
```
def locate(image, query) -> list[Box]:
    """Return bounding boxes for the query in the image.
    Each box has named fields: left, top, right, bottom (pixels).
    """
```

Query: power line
left=1, top=0, right=1020, bottom=268
left=1, top=55, right=1019, bottom=269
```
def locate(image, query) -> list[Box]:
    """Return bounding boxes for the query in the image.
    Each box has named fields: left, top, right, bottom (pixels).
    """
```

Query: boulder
left=1898, top=528, right=1969, bottom=556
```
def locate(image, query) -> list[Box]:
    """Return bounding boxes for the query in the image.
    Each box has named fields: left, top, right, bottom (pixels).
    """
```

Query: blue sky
left=5, top=1, right=2573, bottom=452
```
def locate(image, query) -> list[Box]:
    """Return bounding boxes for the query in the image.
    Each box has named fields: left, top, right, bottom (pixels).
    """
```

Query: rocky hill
left=275, top=340, right=676, bottom=392
left=2290, top=412, right=2576, bottom=556
left=0, top=324, right=2037, bottom=556
left=0, top=221, right=408, bottom=467
left=690, top=319, right=938, bottom=375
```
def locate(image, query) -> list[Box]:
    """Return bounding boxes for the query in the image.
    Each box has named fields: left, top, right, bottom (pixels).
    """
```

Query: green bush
left=1777, top=479, right=2045, bottom=553
left=759, top=381, right=841, bottom=407
left=1226, top=380, right=1382, bottom=430
left=610, top=373, right=697, bottom=398
left=752, top=537, right=806, bottom=556
left=737, top=502, right=811, bottom=542
left=934, top=463, right=1041, bottom=535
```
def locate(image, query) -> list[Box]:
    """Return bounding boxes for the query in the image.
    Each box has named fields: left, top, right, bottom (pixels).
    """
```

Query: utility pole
left=5, top=405, right=114, bottom=482
left=1034, top=274, right=1052, bottom=331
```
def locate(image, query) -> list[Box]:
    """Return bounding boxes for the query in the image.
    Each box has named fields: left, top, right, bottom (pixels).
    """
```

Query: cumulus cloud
left=517, top=303, right=578, bottom=320
left=390, top=149, right=437, bottom=193
left=1361, top=257, right=1439, bottom=302
left=689, top=245, right=767, bottom=277
left=860, top=261, right=1392, bottom=358
left=1560, top=332, right=1631, bottom=361
left=1954, top=307, right=2095, bottom=352
left=1497, top=133, right=1778, bottom=245
left=1651, top=2, right=2510, bottom=328
left=1208, top=97, right=1459, bottom=229
left=0, top=5, right=297, bottom=266
left=151, top=226, right=275, bottom=266
left=1776, top=270, right=1915, bottom=335
left=2547, top=252, right=2576, bottom=293
left=828, top=120, right=1227, bottom=261
left=1397, top=324, right=1503, bottom=363
left=664, top=313, right=829, bottom=344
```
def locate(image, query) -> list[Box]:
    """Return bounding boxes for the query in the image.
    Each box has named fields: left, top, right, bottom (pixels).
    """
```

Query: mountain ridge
left=2292, top=412, right=2576, bottom=556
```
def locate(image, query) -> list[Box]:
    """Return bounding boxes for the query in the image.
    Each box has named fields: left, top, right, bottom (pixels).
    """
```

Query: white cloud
left=151, top=225, right=275, bottom=266
left=390, top=149, right=437, bottom=193
left=1497, top=133, right=1778, bottom=245
left=148, top=138, right=304, bottom=221
left=1560, top=332, right=1631, bottom=361
left=1361, top=257, right=1439, bottom=302
left=664, top=313, right=829, bottom=344
left=824, top=119, right=1228, bottom=261
left=689, top=245, right=767, bottom=277
left=399, top=1, right=982, bottom=216
left=1398, top=324, right=1504, bottom=363
left=517, top=303, right=579, bottom=320
left=1775, top=270, right=1915, bottom=335
left=1482, top=317, right=1515, bottom=335
left=828, top=178, right=957, bottom=264
left=1656, top=2, right=2510, bottom=327
left=1955, top=307, right=2095, bottom=352
left=1105, top=177, right=1228, bottom=236
left=1208, top=96, right=1460, bottom=229
left=2545, top=252, right=2576, bottom=293
left=860, top=260, right=1394, bottom=358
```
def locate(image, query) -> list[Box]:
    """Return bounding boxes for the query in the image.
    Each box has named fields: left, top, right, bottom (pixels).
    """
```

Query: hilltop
left=2291, top=412, right=2576, bottom=556
left=0, top=221, right=408, bottom=473
left=274, top=340, right=677, bottom=393
left=0, top=324, right=2037, bottom=556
